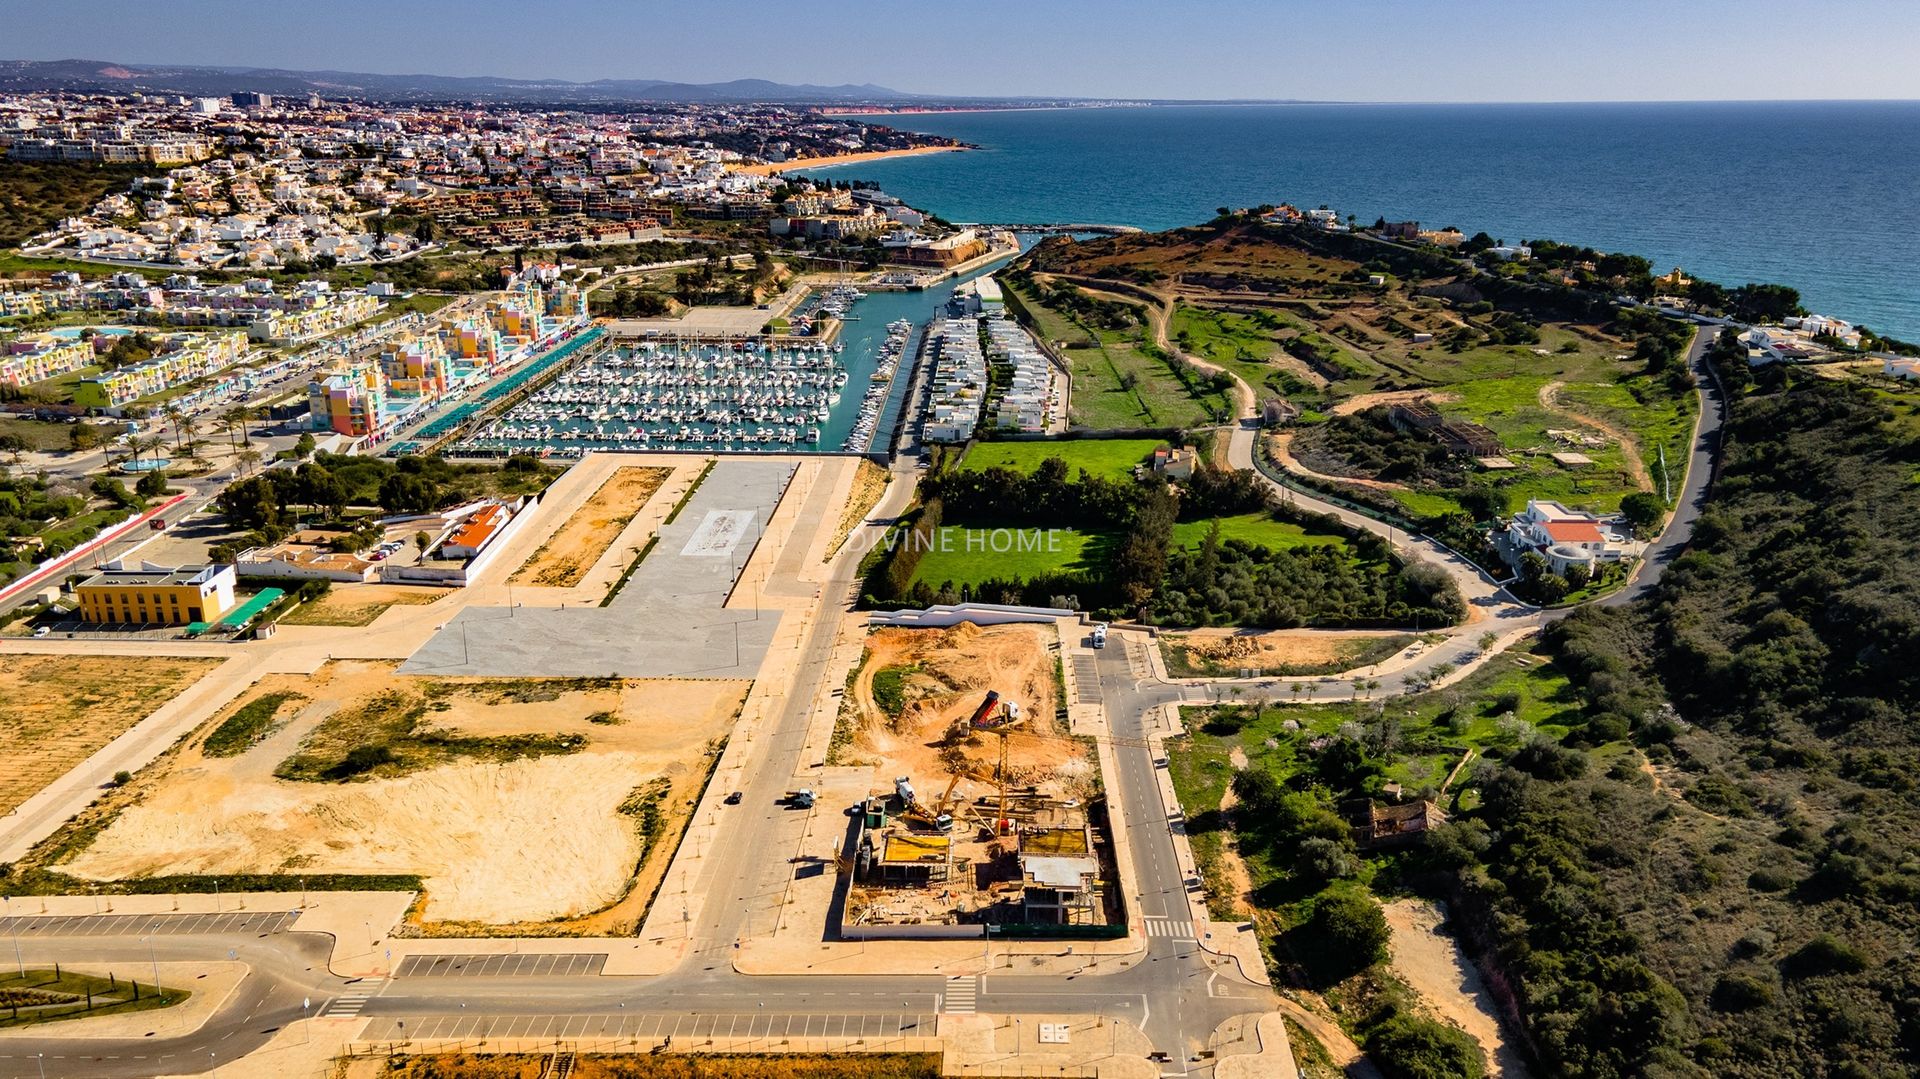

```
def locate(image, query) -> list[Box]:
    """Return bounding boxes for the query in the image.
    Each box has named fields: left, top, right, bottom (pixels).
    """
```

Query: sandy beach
left=734, top=144, right=965, bottom=175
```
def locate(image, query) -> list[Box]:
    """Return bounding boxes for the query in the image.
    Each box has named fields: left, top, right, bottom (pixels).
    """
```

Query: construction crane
left=967, top=690, right=1025, bottom=834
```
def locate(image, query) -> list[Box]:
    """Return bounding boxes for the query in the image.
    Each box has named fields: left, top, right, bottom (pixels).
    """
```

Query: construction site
left=837, top=624, right=1124, bottom=939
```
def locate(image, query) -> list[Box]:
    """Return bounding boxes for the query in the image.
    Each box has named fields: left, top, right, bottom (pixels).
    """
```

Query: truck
left=1091, top=622, right=1109, bottom=649
left=785, top=788, right=816, bottom=809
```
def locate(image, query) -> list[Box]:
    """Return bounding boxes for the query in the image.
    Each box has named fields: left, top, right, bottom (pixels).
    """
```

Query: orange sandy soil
left=55, top=661, right=746, bottom=931
left=512, top=466, right=673, bottom=587
left=845, top=623, right=1088, bottom=803
left=0, top=655, right=220, bottom=814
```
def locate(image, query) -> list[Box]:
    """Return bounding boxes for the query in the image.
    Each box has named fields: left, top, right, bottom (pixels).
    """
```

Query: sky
left=7, top=0, right=1920, bottom=102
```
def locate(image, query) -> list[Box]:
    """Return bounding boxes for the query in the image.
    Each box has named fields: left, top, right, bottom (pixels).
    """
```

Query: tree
left=1368, top=1010, right=1488, bottom=1079
left=134, top=468, right=168, bottom=499
left=294, top=432, right=316, bottom=459
left=1298, top=891, right=1390, bottom=983
left=414, top=530, right=431, bottom=556
left=236, top=447, right=262, bottom=475
left=294, top=462, right=348, bottom=518
left=379, top=472, right=439, bottom=515
left=1618, top=491, right=1664, bottom=538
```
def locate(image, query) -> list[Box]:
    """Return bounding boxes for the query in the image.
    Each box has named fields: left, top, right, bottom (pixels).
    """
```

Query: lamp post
left=4, top=896, right=22, bottom=977
left=141, top=929, right=161, bottom=1001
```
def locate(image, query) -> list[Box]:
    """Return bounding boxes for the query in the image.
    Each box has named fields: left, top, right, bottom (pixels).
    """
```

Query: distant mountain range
left=0, top=59, right=920, bottom=104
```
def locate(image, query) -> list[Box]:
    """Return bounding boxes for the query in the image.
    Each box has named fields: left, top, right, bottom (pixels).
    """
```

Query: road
left=0, top=331, right=1728, bottom=1076
left=0, top=588, right=1271, bottom=1078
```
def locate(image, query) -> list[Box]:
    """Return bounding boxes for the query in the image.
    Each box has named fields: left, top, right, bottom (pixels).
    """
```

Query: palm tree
left=126, top=434, right=164, bottom=469
left=237, top=447, right=262, bottom=475
left=230, top=405, right=256, bottom=448
left=162, top=402, right=187, bottom=452
left=177, top=413, right=202, bottom=457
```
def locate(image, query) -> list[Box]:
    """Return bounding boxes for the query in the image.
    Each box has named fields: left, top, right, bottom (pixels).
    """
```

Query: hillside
left=1009, top=220, right=1697, bottom=586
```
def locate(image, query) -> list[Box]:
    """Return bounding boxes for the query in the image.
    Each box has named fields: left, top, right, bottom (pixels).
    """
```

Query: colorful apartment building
left=445, top=316, right=503, bottom=372
left=0, top=334, right=95, bottom=387
left=488, top=296, right=539, bottom=340
left=76, top=562, right=236, bottom=626
left=378, top=333, right=451, bottom=398
left=248, top=291, right=382, bottom=344
left=309, top=364, right=386, bottom=437
left=70, top=330, right=248, bottom=409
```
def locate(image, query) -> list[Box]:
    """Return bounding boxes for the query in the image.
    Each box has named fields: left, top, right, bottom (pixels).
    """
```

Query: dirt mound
left=849, top=623, right=1083, bottom=800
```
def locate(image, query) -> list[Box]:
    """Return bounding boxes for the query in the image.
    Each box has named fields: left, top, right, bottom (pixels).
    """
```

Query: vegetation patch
left=201, top=691, right=306, bottom=757
left=273, top=685, right=586, bottom=782
left=378, top=1053, right=945, bottom=1079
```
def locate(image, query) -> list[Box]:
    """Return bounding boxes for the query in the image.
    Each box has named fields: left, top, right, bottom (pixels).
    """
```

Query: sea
left=828, top=101, right=1920, bottom=342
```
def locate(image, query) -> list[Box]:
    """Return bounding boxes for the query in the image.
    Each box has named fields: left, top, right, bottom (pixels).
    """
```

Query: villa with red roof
left=1501, top=499, right=1637, bottom=575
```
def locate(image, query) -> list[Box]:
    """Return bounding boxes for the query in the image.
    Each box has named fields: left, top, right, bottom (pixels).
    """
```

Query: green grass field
left=1008, top=281, right=1228, bottom=430
left=1168, top=648, right=1582, bottom=816
left=909, top=524, right=1115, bottom=588
left=1170, top=512, right=1350, bottom=552
left=959, top=438, right=1163, bottom=482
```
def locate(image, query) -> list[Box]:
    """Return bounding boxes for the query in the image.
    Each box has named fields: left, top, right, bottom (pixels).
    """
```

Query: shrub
left=1781, top=935, right=1868, bottom=979
left=1368, top=1010, right=1488, bottom=1079
left=1711, top=973, right=1776, bottom=1012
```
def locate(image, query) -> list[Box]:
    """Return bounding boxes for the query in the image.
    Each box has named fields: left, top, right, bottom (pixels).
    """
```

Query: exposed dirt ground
left=1168, top=628, right=1411, bottom=675
left=57, top=661, right=746, bottom=928
left=0, top=656, right=220, bottom=814
left=278, top=584, right=448, bottom=627
left=825, top=459, right=890, bottom=561
left=1329, top=389, right=1461, bottom=417
left=1383, top=898, right=1529, bottom=1078
left=847, top=623, right=1086, bottom=802
left=512, top=466, right=673, bottom=587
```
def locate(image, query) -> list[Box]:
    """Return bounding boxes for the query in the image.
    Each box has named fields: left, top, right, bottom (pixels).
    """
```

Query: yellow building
left=76, top=563, right=237, bottom=626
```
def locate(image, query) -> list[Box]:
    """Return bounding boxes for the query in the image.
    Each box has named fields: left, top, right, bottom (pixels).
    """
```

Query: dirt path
left=1056, top=275, right=1259, bottom=421
left=1538, top=380, right=1654, bottom=493
left=1270, top=430, right=1410, bottom=492
left=1275, top=995, right=1385, bottom=1079
left=1383, top=898, right=1530, bottom=1078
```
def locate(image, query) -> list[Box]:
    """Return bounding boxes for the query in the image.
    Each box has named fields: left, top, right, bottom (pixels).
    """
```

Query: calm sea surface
left=832, top=102, right=1920, bottom=339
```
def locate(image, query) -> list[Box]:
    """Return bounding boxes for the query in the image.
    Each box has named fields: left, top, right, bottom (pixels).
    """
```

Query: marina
left=452, top=238, right=1034, bottom=458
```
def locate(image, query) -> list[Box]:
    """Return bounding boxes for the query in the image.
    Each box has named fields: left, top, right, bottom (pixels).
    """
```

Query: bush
left=1368, top=1010, right=1488, bottom=1079
left=1780, top=935, right=1868, bottom=979
left=1710, top=972, right=1776, bottom=1012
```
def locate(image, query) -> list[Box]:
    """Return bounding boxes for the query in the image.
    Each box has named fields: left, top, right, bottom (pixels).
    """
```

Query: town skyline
left=8, top=0, right=1920, bottom=103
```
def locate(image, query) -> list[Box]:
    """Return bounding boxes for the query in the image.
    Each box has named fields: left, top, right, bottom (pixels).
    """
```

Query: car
left=723, top=791, right=743, bottom=805
left=32, top=626, right=50, bottom=638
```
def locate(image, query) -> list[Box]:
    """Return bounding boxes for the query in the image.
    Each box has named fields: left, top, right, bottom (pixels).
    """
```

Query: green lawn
left=909, top=524, right=1115, bottom=588
left=959, top=438, right=1163, bottom=482
left=1171, top=512, right=1349, bottom=552
left=0, top=969, right=188, bottom=1028
left=1169, top=648, right=1584, bottom=809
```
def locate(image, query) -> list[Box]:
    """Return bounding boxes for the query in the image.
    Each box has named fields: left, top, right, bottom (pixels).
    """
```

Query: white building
left=1502, top=500, right=1636, bottom=575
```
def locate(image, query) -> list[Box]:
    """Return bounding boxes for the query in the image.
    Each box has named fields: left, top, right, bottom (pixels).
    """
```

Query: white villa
left=1502, top=500, right=1637, bottom=575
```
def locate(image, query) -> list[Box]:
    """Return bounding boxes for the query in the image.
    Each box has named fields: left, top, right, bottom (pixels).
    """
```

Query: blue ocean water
left=833, top=102, right=1920, bottom=340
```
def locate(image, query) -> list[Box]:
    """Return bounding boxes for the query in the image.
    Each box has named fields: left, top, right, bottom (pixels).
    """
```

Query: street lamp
left=3, top=896, right=22, bottom=976
left=141, top=928, right=161, bottom=1001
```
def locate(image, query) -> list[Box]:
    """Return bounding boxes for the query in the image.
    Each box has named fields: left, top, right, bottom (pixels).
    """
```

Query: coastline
left=734, top=144, right=966, bottom=176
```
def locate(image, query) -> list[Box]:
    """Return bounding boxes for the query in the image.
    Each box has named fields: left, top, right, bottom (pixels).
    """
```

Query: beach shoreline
left=734, top=144, right=966, bottom=176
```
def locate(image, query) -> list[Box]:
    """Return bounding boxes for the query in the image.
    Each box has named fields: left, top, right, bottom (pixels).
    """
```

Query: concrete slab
left=399, top=459, right=797, bottom=678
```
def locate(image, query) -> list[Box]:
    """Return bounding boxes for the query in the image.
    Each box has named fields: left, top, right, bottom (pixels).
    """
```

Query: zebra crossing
left=322, top=979, right=385, bottom=1018
left=1144, top=915, right=1197, bottom=940
left=942, top=975, right=979, bottom=1014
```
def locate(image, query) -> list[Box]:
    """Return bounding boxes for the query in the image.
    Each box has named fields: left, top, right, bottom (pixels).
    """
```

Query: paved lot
left=395, top=953, right=607, bottom=978
left=359, top=1011, right=937, bottom=1042
left=401, top=459, right=795, bottom=678
left=1, top=911, right=298, bottom=937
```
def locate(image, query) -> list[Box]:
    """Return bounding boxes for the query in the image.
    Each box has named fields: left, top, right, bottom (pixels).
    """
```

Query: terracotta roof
left=445, top=504, right=508, bottom=552
left=1543, top=520, right=1606, bottom=543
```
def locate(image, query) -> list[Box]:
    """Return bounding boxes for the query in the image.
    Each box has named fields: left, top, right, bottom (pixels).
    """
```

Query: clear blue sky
left=9, top=0, right=1920, bottom=101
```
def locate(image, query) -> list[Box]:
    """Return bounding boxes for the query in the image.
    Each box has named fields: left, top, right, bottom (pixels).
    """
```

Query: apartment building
left=923, top=318, right=989, bottom=443
left=0, top=334, right=95, bottom=388
left=70, top=330, right=248, bottom=409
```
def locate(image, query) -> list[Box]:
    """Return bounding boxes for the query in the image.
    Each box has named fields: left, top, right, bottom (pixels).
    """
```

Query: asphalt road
left=0, top=329, right=1728, bottom=1076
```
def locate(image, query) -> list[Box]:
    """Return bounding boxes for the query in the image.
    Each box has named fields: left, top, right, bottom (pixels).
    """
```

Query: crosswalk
left=942, top=975, right=978, bottom=1014
left=322, top=980, right=385, bottom=1018
left=1144, top=916, right=1197, bottom=940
